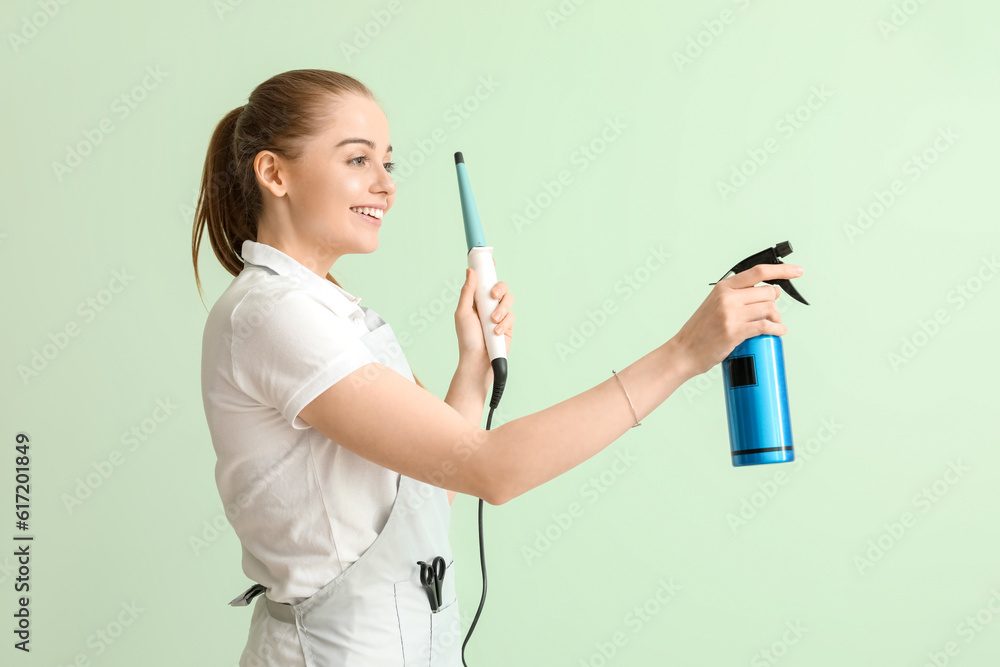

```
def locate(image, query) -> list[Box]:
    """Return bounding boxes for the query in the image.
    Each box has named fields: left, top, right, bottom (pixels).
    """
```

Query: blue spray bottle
left=710, top=241, right=809, bottom=467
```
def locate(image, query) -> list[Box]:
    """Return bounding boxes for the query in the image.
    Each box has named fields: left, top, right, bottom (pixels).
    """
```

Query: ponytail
left=192, top=106, right=248, bottom=307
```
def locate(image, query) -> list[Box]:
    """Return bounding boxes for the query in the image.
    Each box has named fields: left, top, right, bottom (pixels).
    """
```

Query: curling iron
left=453, top=152, right=508, bottom=665
left=455, top=152, right=508, bottom=409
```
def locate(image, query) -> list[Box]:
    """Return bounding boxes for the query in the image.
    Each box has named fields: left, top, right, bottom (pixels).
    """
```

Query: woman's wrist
left=662, top=336, right=701, bottom=382
left=461, top=353, right=494, bottom=394
left=445, top=357, right=488, bottom=420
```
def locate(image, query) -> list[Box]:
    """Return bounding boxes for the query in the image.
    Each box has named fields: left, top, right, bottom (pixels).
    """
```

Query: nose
left=374, top=164, right=396, bottom=197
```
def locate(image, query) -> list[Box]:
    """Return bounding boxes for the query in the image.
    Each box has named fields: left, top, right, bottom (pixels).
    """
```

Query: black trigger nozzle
left=713, top=240, right=808, bottom=306
left=770, top=278, right=809, bottom=305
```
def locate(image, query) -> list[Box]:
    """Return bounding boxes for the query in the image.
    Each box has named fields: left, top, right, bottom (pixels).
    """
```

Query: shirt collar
left=239, top=240, right=366, bottom=321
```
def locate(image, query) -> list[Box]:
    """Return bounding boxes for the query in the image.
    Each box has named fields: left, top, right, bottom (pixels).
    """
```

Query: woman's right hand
left=670, top=263, right=805, bottom=377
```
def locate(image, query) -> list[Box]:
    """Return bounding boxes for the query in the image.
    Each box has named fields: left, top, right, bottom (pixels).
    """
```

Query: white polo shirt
left=201, top=240, right=411, bottom=604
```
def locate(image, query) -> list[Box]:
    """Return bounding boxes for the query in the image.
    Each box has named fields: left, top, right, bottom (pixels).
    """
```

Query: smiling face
left=253, top=93, right=397, bottom=277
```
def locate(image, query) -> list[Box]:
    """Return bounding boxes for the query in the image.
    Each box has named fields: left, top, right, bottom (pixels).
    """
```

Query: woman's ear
left=254, top=150, right=288, bottom=198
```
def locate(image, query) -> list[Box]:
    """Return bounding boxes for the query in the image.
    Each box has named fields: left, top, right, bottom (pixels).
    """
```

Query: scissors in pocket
left=417, top=556, right=446, bottom=611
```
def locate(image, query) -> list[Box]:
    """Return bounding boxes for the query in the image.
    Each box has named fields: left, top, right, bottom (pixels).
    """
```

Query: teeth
left=351, top=206, right=383, bottom=219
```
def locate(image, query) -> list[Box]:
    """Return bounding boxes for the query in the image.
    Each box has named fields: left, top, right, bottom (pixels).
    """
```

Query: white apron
left=228, top=321, right=463, bottom=666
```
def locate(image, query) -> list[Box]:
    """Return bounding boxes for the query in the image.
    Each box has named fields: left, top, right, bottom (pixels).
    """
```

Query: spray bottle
left=710, top=241, right=809, bottom=467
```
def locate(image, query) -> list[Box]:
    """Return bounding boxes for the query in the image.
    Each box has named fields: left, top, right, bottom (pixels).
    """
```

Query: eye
left=349, top=155, right=395, bottom=174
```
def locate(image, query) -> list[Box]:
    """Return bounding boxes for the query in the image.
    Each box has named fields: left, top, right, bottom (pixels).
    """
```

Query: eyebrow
left=335, top=137, right=392, bottom=153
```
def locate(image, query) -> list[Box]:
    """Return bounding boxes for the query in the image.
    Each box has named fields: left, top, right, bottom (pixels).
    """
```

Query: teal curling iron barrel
left=455, top=151, right=507, bottom=409
left=711, top=241, right=809, bottom=467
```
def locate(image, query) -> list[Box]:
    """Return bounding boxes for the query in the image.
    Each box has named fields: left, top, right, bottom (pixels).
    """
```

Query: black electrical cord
left=461, top=357, right=506, bottom=667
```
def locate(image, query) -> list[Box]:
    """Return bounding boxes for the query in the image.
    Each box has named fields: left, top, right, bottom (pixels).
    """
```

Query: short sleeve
left=230, top=287, right=378, bottom=429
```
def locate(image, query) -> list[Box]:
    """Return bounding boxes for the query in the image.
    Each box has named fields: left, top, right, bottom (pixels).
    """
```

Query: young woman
left=193, top=69, right=802, bottom=666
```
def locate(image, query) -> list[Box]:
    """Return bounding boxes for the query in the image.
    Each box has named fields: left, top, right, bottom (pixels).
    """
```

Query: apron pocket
left=394, top=578, right=433, bottom=666
left=430, top=559, right=460, bottom=663
left=430, top=596, right=461, bottom=662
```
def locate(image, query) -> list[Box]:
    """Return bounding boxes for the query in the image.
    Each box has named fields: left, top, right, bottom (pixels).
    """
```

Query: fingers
left=491, top=291, right=513, bottom=322
left=746, top=300, right=782, bottom=325
left=493, top=311, right=515, bottom=335
left=726, top=263, right=803, bottom=291
left=490, top=285, right=514, bottom=335
left=492, top=302, right=515, bottom=334
left=460, top=272, right=516, bottom=335
left=737, top=284, right=783, bottom=305
left=748, top=317, right=787, bottom=337
left=742, top=298, right=786, bottom=336
left=456, top=268, right=476, bottom=315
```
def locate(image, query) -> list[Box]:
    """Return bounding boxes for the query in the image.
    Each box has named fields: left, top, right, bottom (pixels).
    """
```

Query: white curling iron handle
left=468, top=246, right=507, bottom=363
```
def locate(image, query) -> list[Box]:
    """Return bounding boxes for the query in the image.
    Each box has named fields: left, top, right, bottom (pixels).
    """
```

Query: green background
left=2, top=0, right=999, bottom=664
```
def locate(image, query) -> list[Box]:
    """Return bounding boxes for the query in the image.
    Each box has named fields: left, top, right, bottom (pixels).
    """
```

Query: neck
left=255, top=228, right=338, bottom=280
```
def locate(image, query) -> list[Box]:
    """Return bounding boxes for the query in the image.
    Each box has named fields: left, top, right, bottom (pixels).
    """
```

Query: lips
left=350, top=206, right=385, bottom=219
left=351, top=208, right=382, bottom=226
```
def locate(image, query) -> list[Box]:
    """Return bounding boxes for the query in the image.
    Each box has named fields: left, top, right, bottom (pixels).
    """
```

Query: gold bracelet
left=611, top=370, right=641, bottom=428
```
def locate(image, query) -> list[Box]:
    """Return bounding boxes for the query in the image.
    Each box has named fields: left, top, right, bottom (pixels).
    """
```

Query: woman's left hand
left=454, top=267, right=514, bottom=396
